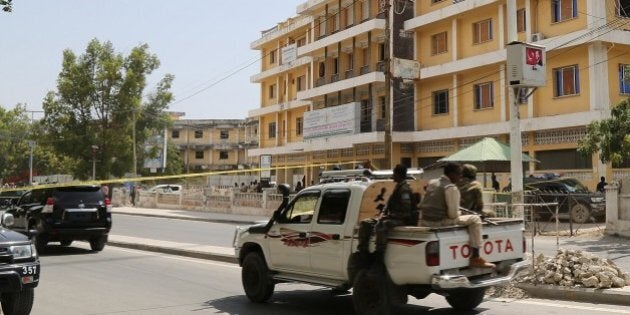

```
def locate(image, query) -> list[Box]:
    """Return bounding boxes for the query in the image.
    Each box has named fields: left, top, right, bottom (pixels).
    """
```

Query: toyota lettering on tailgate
left=449, top=239, right=515, bottom=260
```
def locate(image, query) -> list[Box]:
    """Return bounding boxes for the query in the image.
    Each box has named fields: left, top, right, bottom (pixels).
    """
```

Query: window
left=296, top=117, right=303, bottom=136
left=280, top=191, right=320, bottom=224
left=431, top=32, right=447, bottom=55
left=333, top=57, right=339, bottom=74
left=617, top=0, right=630, bottom=18
left=296, top=75, right=306, bottom=91
left=317, top=190, right=350, bottom=224
left=194, top=130, right=203, bottom=138
left=219, top=151, right=228, bottom=160
left=347, top=53, right=354, bottom=71
left=619, top=64, right=630, bottom=94
left=297, top=37, right=306, bottom=47
left=553, top=65, right=580, bottom=97
left=282, top=120, right=286, bottom=137
left=195, top=151, right=204, bottom=159
left=378, top=43, right=385, bottom=61
left=344, top=6, right=354, bottom=27
left=431, top=0, right=444, bottom=3
left=171, top=130, right=179, bottom=139
left=552, top=0, right=577, bottom=23
left=379, top=96, right=386, bottom=119
left=220, top=130, right=229, bottom=139
left=433, top=89, right=449, bottom=114
left=536, top=149, right=592, bottom=170
left=318, top=62, right=326, bottom=78
left=269, top=84, right=276, bottom=99
left=517, top=9, right=526, bottom=32
left=268, top=122, right=276, bottom=139
left=474, top=82, right=494, bottom=109
left=473, top=19, right=493, bottom=44
left=362, top=0, right=370, bottom=20
left=270, top=49, right=276, bottom=64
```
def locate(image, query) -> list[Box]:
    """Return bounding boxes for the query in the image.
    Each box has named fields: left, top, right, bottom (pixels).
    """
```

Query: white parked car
left=147, top=184, right=182, bottom=194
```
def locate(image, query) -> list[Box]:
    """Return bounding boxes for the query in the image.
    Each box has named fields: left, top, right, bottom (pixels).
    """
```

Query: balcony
left=247, top=99, right=311, bottom=118
left=345, top=69, right=354, bottom=79
left=405, top=0, right=497, bottom=31
left=298, top=18, right=386, bottom=56
left=360, top=65, right=370, bottom=75
left=296, top=0, right=328, bottom=14
left=297, top=70, right=385, bottom=100
left=250, top=56, right=312, bottom=83
left=251, top=15, right=313, bottom=49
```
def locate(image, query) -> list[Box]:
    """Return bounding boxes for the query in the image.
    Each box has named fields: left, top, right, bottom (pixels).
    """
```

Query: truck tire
left=445, top=288, right=486, bottom=310
left=242, top=252, right=274, bottom=303
left=90, top=235, right=107, bottom=251
left=352, top=269, right=393, bottom=315
left=1, top=288, right=34, bottom=315
left=570, top=203, right=591, bottom=224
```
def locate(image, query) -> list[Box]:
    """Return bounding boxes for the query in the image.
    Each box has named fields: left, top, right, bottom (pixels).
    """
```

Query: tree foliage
left=578, top=98, right=630, bottom=166
left=1, top=0, right=12, bottom=12
left=42, top=39, right=177, bottom=180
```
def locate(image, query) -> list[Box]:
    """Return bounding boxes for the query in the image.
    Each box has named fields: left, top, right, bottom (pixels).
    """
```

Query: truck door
left=267, top=190, right=320, bottom=272
left=309, top=189, right=351, bottom=278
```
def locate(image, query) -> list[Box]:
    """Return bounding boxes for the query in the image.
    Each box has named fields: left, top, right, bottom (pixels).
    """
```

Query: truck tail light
left=105, top=197, right=112, bottom=213
left=42, top=197, right=54, bottom=213
left=426, top=241, right=440, bottom=266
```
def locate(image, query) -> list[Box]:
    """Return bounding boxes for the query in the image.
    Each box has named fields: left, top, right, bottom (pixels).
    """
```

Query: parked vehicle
left=147, top=184, right=182, bottom=194
left=0, top=190, right=26, bottom=209
left=504, top=177, right=605, bottom=224
left=6, top=185, right=112, bottom=252
left=234, top=177, right=526, bottom=313
left=0, top=211, right=39, bottom=315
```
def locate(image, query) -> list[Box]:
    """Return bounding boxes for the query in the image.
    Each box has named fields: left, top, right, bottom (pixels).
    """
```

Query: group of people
left=236, top=180, right=263, bottom=193
left=357, top=162, right=496, bottom=272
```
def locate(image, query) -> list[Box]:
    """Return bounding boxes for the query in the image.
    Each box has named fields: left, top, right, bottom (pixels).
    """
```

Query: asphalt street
left=33, top=242, right=630, bottom=315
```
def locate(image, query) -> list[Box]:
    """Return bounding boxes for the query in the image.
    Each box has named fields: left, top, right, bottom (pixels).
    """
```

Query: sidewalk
left=109, top=206, right=630, bottom=306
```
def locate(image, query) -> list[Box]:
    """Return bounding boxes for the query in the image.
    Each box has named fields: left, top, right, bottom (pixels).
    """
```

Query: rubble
left=517, top=249, right=630, bottom=288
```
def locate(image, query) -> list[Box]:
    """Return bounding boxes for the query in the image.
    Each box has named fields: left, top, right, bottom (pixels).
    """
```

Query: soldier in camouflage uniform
left=357, top=164, right=416, bottom=269
left=457, top=164, right=496, bottom=217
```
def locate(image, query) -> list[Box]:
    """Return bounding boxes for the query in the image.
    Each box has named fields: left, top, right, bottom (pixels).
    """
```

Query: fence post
left=568, top=193, right=573, bottom=236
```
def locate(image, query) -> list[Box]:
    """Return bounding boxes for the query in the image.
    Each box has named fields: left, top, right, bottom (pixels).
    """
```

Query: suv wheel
left=1, top=288, right=34, bottom=315
left=570, top=203, right=591, bottom=224
left=89, top=235, right=107, bottom=251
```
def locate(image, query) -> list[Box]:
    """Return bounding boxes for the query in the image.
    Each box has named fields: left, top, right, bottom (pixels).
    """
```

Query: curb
left=517, top=283, right=630, bottom=306
left=113, top=211, right=261, bottom=225
left=107, top=240, right=239, bottom=264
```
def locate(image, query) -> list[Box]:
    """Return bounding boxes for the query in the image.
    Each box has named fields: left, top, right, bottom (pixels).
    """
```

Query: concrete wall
left=605, top=179, right=630, bottom=237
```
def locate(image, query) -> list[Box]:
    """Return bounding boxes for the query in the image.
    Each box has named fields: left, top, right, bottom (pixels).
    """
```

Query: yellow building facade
left=249, top=0, right=630, bottom=189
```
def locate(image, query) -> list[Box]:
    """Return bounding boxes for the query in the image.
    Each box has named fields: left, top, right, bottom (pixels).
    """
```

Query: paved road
left=110, top=213, right=239, bottom=247
left=32, top=242, right=630, bottom=315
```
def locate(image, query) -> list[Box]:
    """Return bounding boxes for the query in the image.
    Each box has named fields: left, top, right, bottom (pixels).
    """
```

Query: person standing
left=458, top=164, right=496, bottom=217
left=420, top=163, right=495, bottom=268
left=357, top=164, right=416, bottom=272
left=491, top=173, right=500, bottom=192
left=596, top=176, right=607, bottom=193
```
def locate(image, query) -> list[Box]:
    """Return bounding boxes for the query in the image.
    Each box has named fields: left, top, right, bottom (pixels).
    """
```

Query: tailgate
left=437, top=223, right=524, bottom=269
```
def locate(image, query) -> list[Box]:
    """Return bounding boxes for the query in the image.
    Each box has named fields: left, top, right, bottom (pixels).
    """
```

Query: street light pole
left=28, top=141, right=36, bottom=185
left=92, top=145, right=99, bottom=180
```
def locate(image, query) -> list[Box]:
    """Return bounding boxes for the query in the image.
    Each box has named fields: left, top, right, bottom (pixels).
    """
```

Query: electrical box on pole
left=507, top=42, right=547, bottom=87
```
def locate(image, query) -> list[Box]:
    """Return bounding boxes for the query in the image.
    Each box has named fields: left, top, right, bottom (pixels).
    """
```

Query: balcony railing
left=360, top=65, right=370, bottom=75
left=331, top=73, right=339, bottom=83
left=377, top=61, right=386, bottom=72
left=315, top=77, right=327, bottom=87
left=345, top=69, right=354, bottom=79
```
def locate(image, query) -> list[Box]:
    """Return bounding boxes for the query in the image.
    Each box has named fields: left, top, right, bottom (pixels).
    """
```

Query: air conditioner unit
left=531, top=33, right=545, bottom=42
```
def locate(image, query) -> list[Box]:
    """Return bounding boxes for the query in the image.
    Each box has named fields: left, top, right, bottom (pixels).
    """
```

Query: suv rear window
left=53, top=187, right=104, bottom=203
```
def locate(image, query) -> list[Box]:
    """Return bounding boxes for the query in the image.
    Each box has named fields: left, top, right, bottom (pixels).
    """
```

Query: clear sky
left=0, top=0, right=301, bottom=120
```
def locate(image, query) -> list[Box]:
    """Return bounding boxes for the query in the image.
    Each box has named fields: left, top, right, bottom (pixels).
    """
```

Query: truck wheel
left=1, top=288, right=34, bottom=315
left=352, top=269, right=393, bottom=315
left=445, top=288, right=486, bottom=310
left=570, top=203, right=591, bottom=224
left=89, top=235, right=107, bottom=251
left=241, top=252, right=274, bottom=303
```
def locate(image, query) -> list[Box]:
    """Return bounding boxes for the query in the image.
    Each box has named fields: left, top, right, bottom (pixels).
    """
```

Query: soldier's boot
left=368, top=251, right=386, bottom=276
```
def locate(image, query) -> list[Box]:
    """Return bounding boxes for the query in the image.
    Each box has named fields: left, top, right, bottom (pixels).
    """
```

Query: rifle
left=459, top=206, right=498, bottom=226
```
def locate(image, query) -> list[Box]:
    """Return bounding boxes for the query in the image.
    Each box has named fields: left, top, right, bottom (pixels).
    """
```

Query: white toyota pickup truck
left=234, top=179, right=527, bottom=313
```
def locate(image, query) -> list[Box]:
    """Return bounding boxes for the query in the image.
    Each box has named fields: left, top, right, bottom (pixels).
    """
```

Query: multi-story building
left=169, top=118, right=258, bottom=172
left=249, top=0, right=630, bottom=189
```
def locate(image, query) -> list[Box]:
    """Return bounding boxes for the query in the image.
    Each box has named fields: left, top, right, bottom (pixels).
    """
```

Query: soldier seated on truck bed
left=420, top=162, right=495, bottom=269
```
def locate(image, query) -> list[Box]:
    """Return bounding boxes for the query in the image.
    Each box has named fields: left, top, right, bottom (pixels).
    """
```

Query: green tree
left=578, top=98, right=630, bottom=166
left=1, top=0, right=12, bottom=12
left=0, top=104, right=33, bottom=182
left=42, top=39, right=174, bottom=180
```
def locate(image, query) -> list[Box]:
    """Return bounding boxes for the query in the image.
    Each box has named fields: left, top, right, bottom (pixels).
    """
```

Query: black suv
left=514, top=177, right=606, bottom=223
left=7, top=185, right=112, bottom=252
left=0, top=212, right=39, bottom=315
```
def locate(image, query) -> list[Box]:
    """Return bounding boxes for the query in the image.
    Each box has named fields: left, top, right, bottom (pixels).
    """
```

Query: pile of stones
left=519, top=249, right=630, bottom=288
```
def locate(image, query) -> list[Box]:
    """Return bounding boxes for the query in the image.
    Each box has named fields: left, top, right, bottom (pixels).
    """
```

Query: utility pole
left=383, top=0, right=392, bottom=169
left=132, top=110, right=137, bottom=176
left=28, top=141, right=35, bottom=185
left=507, top=0, right=524, bottom=208
left=92, top=145, right=99, bottom=180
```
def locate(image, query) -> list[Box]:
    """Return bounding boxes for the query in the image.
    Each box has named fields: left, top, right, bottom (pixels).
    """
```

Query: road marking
left=514, top=299, right=630, bottom=313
